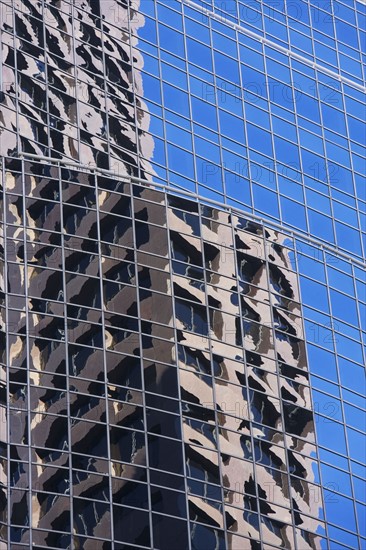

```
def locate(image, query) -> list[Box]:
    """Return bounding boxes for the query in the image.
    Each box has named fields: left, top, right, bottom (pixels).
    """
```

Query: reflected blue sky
left=139, top=0, right=365, bottom=261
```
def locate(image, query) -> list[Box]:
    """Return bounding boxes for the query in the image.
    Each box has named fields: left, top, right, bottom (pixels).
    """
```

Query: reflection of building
left=2, top=157, right=323, bottom=548
left=1, top=0, right=365, bottom=549
left=0, top=0, right=153, bottom=177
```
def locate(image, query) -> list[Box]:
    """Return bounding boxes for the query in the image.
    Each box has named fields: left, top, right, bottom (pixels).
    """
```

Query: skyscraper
left=0, top=1, right=365, bottom=549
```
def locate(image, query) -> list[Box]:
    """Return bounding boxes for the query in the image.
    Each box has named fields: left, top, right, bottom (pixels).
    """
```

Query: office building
left=0, top=0, right=365, bottom=549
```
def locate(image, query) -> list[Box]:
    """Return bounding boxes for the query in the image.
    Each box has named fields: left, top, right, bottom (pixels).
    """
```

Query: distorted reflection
left=2, top=156, right=321, bottom=547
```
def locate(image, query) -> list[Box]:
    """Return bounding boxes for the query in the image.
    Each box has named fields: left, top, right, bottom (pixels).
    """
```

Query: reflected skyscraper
left=0, top=0, right=154, bottom=177
left=0, top=1, right=365, bottom=549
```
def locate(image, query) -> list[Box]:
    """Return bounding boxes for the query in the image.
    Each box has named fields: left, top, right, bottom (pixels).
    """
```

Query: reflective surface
left=135, top=0, right=365, bottom=260
left=0, top=0, right=365, bottom=549
left=134, top=1, right=366, bottom=546
left=1, top=158, right=325, bottom=549
left=0, top=0, right=154, bottom=178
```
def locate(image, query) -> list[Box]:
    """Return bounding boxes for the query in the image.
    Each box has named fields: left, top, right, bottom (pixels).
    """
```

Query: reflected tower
left=1, top=158, right=324, bottom=548
left=0, top=0, right=154, bottom=177
left=1, top=0, right=365, bottom=549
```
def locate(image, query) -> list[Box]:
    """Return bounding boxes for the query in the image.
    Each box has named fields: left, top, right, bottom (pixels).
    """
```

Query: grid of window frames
left=0, top=0, right=364, bottom=261
left=1, top=157, right=325, bottom=549
left=136, top=0, right=365, bottom=260
left=0, top=0, right=154, bottom=178
left=0, top=0, right=364, bottom=548
left=0, top=157, right=365, bottom=549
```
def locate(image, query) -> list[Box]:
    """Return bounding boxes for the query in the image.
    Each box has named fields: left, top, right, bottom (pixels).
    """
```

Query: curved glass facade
left=136, top=0, right=365, bottom=260
left=0, top=0, right=365, bottom=549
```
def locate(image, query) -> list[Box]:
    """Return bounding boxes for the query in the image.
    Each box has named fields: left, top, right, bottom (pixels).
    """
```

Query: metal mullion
left=182, top=1, right=202, bottom=198
left=2, top=159, right=10, bottom=550
left=153, top=1, right=170, bottom=192
left=342, top=82, right=366, bottom=261
left=314, top=67, right=338, bottom=251
left=351, top=262, right=366, bottom=374
left=94, top=170, right=114, bottom=547
left=207, top=13, right=225, bottom=201
left=7, top=1, right=20, bottom=156
left=332, top=1, right=345, bottom=88
left=165, top=188, right=192, bottom=550
left=40, top=0, right=52, bottom=157
left=300, top=240, right=335, bottom=548
left=70, top=1, right=81, bottom=163
left=58, top=162, right=74, bottom=546
left=98, top=0, right=112, bottom=170
left=127, top=0, right=143, bottom=180
left=236, top=23, right=254, bottom=216
left=130, top=181, right=154, bottom=549
left=19, top=157, right=33, bottom=547
left=200, top=206, right=228, bottom=541
left=288, top=56, right=312, bottom=237
left=261, top=44, right=282, bottom=224
left=355, top=5, right=366, bottom=85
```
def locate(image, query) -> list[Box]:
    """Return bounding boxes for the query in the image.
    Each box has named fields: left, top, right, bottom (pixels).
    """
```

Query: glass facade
left=0, top=0, right=365, bottom=549
left=137, top=0, right=365, bottom=257
left=2, top=157, right=325, bottom=549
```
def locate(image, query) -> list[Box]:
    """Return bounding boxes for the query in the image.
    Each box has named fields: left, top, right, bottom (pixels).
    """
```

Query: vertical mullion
left=2, top=158, right=10, bottom=550
left=165, top=191, right=192, bottom=550
left=130, top=181, right=155, bottom=548
left=94, top=170, right=115, bottom=548
left=58, top=162, right=73, bottom=547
